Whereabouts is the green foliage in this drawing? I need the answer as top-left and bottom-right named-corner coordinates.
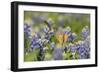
top-left (24, 34), bottom-right (30, 54)
top-left (50, 35), bottom-right (56, 42)
top-left (24, 49), bottom-right (40, 61)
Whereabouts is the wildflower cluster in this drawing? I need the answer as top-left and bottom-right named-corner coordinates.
top-left (24, 18), bottom-right (90, 61)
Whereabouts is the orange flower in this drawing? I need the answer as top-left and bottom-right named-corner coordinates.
top-left (63, 34), bottom-right (68, 42)
top-left (56, 31), bottom-right (69, 44)
top-left (56, 32), bottom-right (63, 44)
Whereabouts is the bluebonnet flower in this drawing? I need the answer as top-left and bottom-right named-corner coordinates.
top-left (84, 36), bottom-right (90, 52)
top-left (81, 26), bottom-right (90, 39)
top-left (49, 31), bottom-right (55, 41)
top-left (49, 31), bottom-right (54, 36)
top-left (44, 18), bottom-right (54, 30)
top-left (29, 33), bottom-right (45, 60)
top-left (70, 44), bottom-right (77, 53)
top-left (42, 27), bottom-right (49, 34)
top-left (67, 32), bottom-right (77, 42)
top-left (30, 33), bottom-right (43, 49)
top-left (46, 18), bottom-right (53, 26)
top-left (24, 23), bottom-right (31, 39)
top-left (76, 41), bottom-right (90, 59)
top-left (24, 23), bottom-right (30, 31)
top-left (30, 36), bottom-right (40, 50)
top-left (44, 30), bottom-right (54, 41)
top-left (83, 36), bottom-right (90, 58)
top-left (42, 27), bottom-right (49, 41)
top-left (53, 48), bottom-right (63, 60)
top-left (64, 26), bottom-right (71, 36)
top-left (41, 39), bottom-right (49, 46)
top-left (45, 33), bottom-right (50, 40)
top-left (64, 43), bottom-right (77, 54)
